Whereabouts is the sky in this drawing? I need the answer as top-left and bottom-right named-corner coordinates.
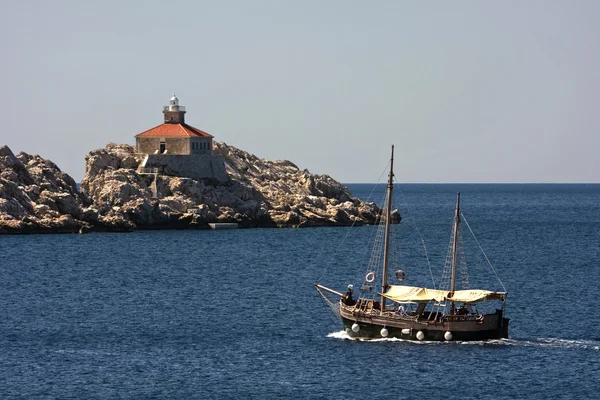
top-left (1, 0), bottom-right (599, 183)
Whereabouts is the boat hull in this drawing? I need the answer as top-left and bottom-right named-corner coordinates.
top-left (340, 307), bottom-right (509, 342)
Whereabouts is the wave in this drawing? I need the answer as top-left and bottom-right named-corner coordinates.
top-left (54, 349), bottom-right (119, 356)
top-left (513, 337), bottom-right (600, 350)
top-left (327, 330), bottom-right (455, 344)
top-left (327, 331), bottom-right (600, 350)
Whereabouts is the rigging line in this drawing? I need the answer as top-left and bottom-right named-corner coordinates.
top-left (316, 212), bottom-right (360, 284)
top-left (316, 162), bottom-right (390, 285)
top-left (393, 177), bottom-right (436, 289)
top-left (315, 287), bottom-right (341, 325)
top-left (460, 212), bottom-right (508, 293)
top-left (364, 160), bottom-right (392, 203)
top-left (359, 162), bottom-right (391, 298)
top-left (364, 197), bottom-right (388, 299)
top-left (364, 190), bottom-right (388, 275)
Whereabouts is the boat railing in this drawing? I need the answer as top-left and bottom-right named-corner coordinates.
top-left (344, 299), bottom-right (422, 321)
top-left (443, 313), bottom-right (485, 322)
top-left (386, 311), bottom-right (419, 322)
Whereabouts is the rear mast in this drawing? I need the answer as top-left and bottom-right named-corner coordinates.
top-left (381, 145), bottom-right (395, 313)
top-left (449, 192), bottom-right (460, 315)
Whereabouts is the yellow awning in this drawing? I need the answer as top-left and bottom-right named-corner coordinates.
top-left (450, 289), bottom-right (506, 303)
top-left (381, 286), bottom-right (447, 303)
top-left (381, 285), bottom-right (506, 304)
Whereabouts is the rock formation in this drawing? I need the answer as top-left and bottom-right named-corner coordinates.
top-left (0, 145), bottom-right (91, 233)
top-left (79, 142), bottom-right (381, 229)
top-left (1, 142), bottom-right (384, 233)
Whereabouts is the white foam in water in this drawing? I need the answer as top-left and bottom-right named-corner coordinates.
top-left (447, 338), bottom-right (600, 349)
top-left (327, 330), bottom-right (353, 340)
top-left (327, 331), bottom-right (453, 344)
top-left (326, 334), bottom-right (600, 350)
top-left (328, 330), bottom-right (419, 342)
top-left (535, 338), bottom-right (600, 350)
top-left (368, 337), bottom-right (409, 343)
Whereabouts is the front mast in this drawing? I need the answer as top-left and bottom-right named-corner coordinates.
top-left (449, 192), bottom-right (460, 315)
top-left (380, 145), bottom-right (395, 313)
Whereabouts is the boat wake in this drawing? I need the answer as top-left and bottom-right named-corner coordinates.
top-left (505, 337), bottom-right (600, 351)
top-left (327, 330), bottom-right (448, 344)
top-left (327, 330), bottom-right (354, 340)
top-left (327, 331), bottom-right (600, 350)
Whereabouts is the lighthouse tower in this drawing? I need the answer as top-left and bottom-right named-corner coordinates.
top-left (163, 93), bottom-right (186, 124)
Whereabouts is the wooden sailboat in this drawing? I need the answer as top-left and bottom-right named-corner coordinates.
top-left (315, 146), bottom-right (509, 341)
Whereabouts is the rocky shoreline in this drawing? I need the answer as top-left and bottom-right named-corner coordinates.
top-left (1, 143), bottom-right (390, 234)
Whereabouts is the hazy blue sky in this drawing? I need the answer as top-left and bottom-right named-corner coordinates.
top-left (1, 1), bottom-right (599, 183)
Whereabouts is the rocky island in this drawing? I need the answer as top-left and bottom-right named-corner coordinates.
top-left (1, 95), bottom-right (392, 234)
top-left (0, 142), bottom-right (383, 234)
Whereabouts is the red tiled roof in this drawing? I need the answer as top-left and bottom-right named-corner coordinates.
top-left (135, 123), bottom-right (213, 138)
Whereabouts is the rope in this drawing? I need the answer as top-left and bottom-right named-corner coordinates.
top-left (457, 228), bottom-right (470, 290)
top-left (460, 212), bottom-right (508, 292)
top-left (439, 221), bottom-right (455, 292)
top-left (360, 163), bottom-right (391, 297)
top-left (364, 161), bottom-right (390, 202)
top-left (315, 286), bottom-right (341, 323)
top-left (366, 199), bottom-right (387, 273)
top-left (394, 179), bottom-right (436, 288)
top-left (315, 161), bottom-right (390, 285)
top-left (315, 215), bottom-right (360, 284)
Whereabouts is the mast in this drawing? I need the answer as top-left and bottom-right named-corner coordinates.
top-left (381, 145), bottom-right (394, 312)
top-left (449, 192), bottom-right (460, 315)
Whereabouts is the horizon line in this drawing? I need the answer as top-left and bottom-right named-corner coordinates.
top-left (342, 182), bottom-right (600, 185)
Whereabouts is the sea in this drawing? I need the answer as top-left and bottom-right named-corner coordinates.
top-left (1, 184), bottom-right (599, 399)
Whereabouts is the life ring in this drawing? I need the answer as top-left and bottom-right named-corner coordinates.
top-left (365, 272), bottom-right (376, 283)
top-left (395, 270), bottom-right (406, 281)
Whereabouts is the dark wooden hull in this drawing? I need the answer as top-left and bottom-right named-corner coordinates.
top-left (340, 306), bottom-right (509, 342)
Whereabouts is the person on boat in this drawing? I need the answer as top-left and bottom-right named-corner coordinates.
top-left (397, 304), bottom-right (406, 315)
top-left (342, 284), bottom-right (355, 306)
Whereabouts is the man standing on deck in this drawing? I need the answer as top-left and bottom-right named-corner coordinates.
top-left (343, 284), bottom-right (355, 306)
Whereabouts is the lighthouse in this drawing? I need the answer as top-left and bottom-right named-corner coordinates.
top-left (163, 93), bottom-right (186, 124)
top-left (135, 93), bottom-right (213, 155)
top-left (133, 93), bottom-right (228, 182)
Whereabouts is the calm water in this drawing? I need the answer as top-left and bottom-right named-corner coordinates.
top-left (1, 184), bottom-right (599, 399)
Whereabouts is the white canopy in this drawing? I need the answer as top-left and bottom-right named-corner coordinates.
top-left (381, 285), bottom-right (506, 304)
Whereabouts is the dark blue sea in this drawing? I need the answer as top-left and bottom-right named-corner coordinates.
top-left (1, 184), bottom-right (599, 399)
